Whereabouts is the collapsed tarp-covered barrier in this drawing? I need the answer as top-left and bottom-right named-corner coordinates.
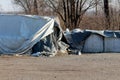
top-left (64, 29), bottom-right (120, 54)
top-left (0, 14), bottom-right (67, 56)
top-left (82, 34), bottom-right (104, 53)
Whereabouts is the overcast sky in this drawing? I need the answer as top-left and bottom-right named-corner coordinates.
top-left (0, 0), bottom-right (20, 12)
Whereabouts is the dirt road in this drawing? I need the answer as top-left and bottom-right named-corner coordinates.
top-left (0, 53), bottom-right (120, 80)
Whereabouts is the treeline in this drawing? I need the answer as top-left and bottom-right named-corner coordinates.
top-left (13, 0), bottom-right (120, 30)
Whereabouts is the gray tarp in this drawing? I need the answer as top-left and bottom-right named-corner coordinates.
top-left (0, 14), bottom-right (66, 56)
top-left (65, 29), bottom-right (120, 53)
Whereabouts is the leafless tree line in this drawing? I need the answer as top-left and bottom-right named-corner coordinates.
top-left (13, 0), bottom-right (120, 30)
top-left (13, 0), bottom-right (52, 15)
top-left (46, 0), bottom-right (100, 29)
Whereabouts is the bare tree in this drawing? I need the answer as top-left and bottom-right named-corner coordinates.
top-left (103, 0), bottom-right (110, 29)
top-left (13, 0), bottom-right (33, 14)
top-left (13, 0), bottom-right (43, 15)
top-left (46, 0), bottom-right (99, 29)
top-left (33, 0), bottom-right (38, 14)
top-left (118, 0), bottom-right (120, 29)
top-left (13, 0), bottom-right (52, 15)
top-left (37, 0), bottom-right (53, 15)
top-left (95, 0), bottom-right (98, 15)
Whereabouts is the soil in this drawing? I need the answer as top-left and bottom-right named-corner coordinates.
top-left (0, 53), bottom-right (120, 80)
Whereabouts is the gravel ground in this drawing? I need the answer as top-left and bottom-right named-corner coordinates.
top-left (0, 53), bottom-right (120, 80)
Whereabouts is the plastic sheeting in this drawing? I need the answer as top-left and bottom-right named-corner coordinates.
top-left (82, 34), bottom-right (103, 53)
top-left (0, 14), bottom-right (55, 54)
top-left (105, 38), bottom-right (120, 52)
top-left (64, 29), bottom-right (120, 53)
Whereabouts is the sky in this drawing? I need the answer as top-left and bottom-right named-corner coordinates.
top-left (0, 0), bottom-right (20, 12)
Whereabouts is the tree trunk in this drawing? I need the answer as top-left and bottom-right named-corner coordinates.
top-left (33, 0), bottom-right (38, 15)
top-left (104, 0), bottom-right (110, 29)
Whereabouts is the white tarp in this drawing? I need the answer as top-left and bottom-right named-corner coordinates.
top-left (0, 14), bottom-right (55, 54)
